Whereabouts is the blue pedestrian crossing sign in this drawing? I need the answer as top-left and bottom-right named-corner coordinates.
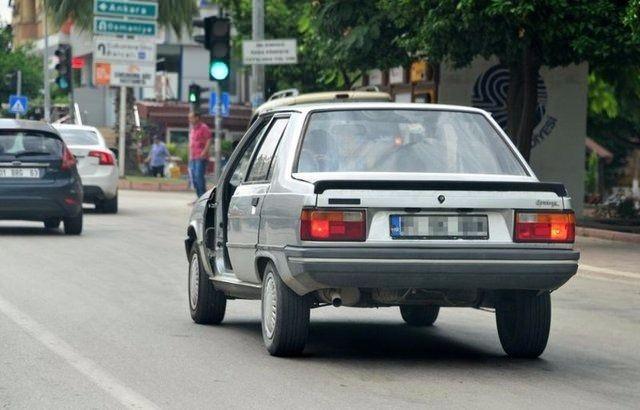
top-left (209, 92), bottom-right (231, 117)
top-left (221, 92), bottom-right (230, 118)
top-left (8, 95), bottom-right (28, 115)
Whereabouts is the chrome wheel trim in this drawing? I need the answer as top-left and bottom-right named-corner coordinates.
top-left (189, 253), bottom-right (200, 310)
top-left (263, 273), bottom-right (277, 339)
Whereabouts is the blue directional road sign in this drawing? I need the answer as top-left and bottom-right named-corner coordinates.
top-left (221, 92), bottom-right (230, 117)
top-left (209, 92), bottom-right (217, 115)
top-left (8, 95), bottom-right (28, 115)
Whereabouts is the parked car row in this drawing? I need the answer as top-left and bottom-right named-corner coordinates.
top-left (0, 119), bottom-right (119, 235)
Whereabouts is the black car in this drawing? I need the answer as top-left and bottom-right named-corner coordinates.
top-left (0, 119), bottom-right (83, 234)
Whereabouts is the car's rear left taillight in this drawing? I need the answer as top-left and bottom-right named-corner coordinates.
top-left (515, 211), bottom-right (575, 243)
top-left (300, 209), bottom-right (366, 241)
top-left (60, 146), bottom-right (76, 170)
top-left (88, 150), bottom-right (115, 166)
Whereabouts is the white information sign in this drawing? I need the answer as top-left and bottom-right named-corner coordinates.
top-left (94, 36), bottom-right (156, 64)
top-left (242, 39), bottom-right (298, 65)
top-left (389, 66), bottom-right (406, 84)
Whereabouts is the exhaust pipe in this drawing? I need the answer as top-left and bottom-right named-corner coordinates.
top-left (330, 290), bottom-right (342, 307)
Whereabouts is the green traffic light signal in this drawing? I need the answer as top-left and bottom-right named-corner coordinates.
top-left (189, 92), bottom-right (197, 103)
top-left (209, 61), bottom-right (229, 81)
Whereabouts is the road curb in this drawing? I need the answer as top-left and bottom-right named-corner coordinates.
top-left (576, 226), bottom-right (640, 244)
top-left (118, 179), bottom-right (190, 192)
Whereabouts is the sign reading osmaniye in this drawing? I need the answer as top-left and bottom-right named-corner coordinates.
top-left (94, 0), bottom-right (158, 20)
top-left (94, 17), bottom-right (157, 37)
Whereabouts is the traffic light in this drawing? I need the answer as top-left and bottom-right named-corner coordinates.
top-left (54, 44), bottom-right (73, 92)
top-left (4, 72), bottom-right (17, 90)
top-left (206, 17), bottom-right (231, 85)
top-left (188, 84), bottom-right (202, 105)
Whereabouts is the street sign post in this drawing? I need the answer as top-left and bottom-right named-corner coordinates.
top-left (94, 0), bottom-right (158, 19)
top-left (208, 92), bottom-right (217, 116)
top-left (8, 95), bottom-right (28, 116)
top-left (242, 39), bottom-right (297, 65)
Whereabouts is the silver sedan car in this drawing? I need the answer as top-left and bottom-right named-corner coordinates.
top-left (185, 102), bottom-right (579, 357)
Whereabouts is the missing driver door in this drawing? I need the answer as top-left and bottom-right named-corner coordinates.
top-left (226, 116), bottom-right (289, 283)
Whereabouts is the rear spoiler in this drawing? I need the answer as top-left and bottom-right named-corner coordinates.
top-left (313, 180), bottom-right (568, 197)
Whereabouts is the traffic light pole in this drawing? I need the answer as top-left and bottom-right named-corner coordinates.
top-left (213, 82), bottom-right (222, 181)
top-left (15, 70), bottom-right (22, 120)
top-left (251, 0), bottom-right (265, 106)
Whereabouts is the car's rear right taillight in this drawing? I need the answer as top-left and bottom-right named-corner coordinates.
top-left (515, 211), bottom-right (575, 243)
top-left (88, 150), bottom-right (115, 166)
top-left (300, 209), bottom-right (366, 241)
top-left (60, 146), bottom-right (76, 170)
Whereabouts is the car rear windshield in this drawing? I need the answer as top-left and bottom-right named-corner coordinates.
top-left (58, 129), bottom-right (100, 146)
top-left (296, 109), bottom-right (527, 176)
top-left (0, 131), bottom-right (63, 158)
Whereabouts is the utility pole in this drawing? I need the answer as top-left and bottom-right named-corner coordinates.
top-left (16, 70), bottom-right (22, 119)
top-left (43, 2), bottom-right (51, 122)
top-left (118, 86), bottom-right (126, 177)
top-left (251, 0), bottom-right (264, 107)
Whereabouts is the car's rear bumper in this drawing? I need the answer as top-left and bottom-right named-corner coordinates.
top-left (81, 170), bottom-right (118, 201)
top-left (0, 180), bottom-right (82, 221)
top-left (282, 246), bottom-right (579, 294)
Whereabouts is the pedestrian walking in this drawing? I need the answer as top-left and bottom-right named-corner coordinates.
top-left (146, 136), bottom-right (170, 178)
top-left (188, 111), bottom-right (212, 197)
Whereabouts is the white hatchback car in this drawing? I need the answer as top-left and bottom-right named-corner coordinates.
top-left (53, 124), bottom-right (118, 213)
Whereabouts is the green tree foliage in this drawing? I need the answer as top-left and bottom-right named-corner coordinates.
top-left (0, 25), bottom-right (43, 110)
top-left (45, 0), bottom-right (198, 35)
top-left (587, 66), bottom-right (640, 187)
top-left (379, 0), bottom-right (640, 161)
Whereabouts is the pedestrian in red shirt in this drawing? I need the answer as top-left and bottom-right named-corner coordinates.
top-left (188, 112), bottom-right (212, 197)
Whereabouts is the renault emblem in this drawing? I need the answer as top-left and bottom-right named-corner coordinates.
top-left (437, 195), bottom-right (446, 204)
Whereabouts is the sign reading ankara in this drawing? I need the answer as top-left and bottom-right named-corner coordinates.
top-left (94, 0), bottom-right (158, 20)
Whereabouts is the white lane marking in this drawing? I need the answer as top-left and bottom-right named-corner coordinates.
top-left (0, 295), bottom-right (159, 409)
top-left (579, 264), bottom-right (640, 279)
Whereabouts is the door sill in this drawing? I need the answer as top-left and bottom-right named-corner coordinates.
top-left (211, 276), bottom-right (261, 300)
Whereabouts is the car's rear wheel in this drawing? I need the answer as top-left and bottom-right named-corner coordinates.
top-left (99, 193), bottom-right (118, 214)
top-left (496, 291), bottom-right (551, 358)
top-left (43, 218), bottom-right (61, 230)
top-left (261, 262), bottom-right (310, 356)
top-left (400, 305), bottom-right (440, 326)
top-left (188, 244), bottom-right (226, 324)
top-left (63, 213), bottom-right (83, 235)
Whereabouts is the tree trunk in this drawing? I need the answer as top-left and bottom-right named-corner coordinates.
top-left (505, 45), bottom-right (541, 162)
top-left (515, 45), bottom-right (540, 162)
top-left (506, 65), bottom-right (523, 145)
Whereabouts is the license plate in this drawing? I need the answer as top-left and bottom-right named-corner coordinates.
top-left (390, 214), bottom-right (489, 239)
top-left (0, 168), bottom-right (41, 178)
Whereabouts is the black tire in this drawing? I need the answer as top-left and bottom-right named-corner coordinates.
top-left (188, 244), bottom-right (226, 324)
top-left (100, 193), bottom-right (118, 214)
top-left (261, 262), bottom-right (310, 356)
top-left (400, 305), bottom-right (440, 326)
top-left (63, 213), bottom-right (83, 235)
top-left (43, 218), bottom-right (61, 229)
top-left (496, 291), bottom-right (551, 358)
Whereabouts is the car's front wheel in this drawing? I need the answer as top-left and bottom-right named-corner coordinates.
top-left (43, 218), bottom-right (61, 230)
top-left (188, 244), bottom-right (226, 324)
top-left (63, 213), bottom-right (83, 235)
top-left (261, 262), bottom-right (310, 356)
top-left (496, 291), bottom-right (551, 358)
top-left (99, 193), bottom-right (118, 214)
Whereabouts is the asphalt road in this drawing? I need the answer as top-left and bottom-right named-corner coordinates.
top-left (1, 190), bottom-right (638, 409)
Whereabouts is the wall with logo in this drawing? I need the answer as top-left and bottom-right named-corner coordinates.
top-left (438, 58), bottom-right (587, 213)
